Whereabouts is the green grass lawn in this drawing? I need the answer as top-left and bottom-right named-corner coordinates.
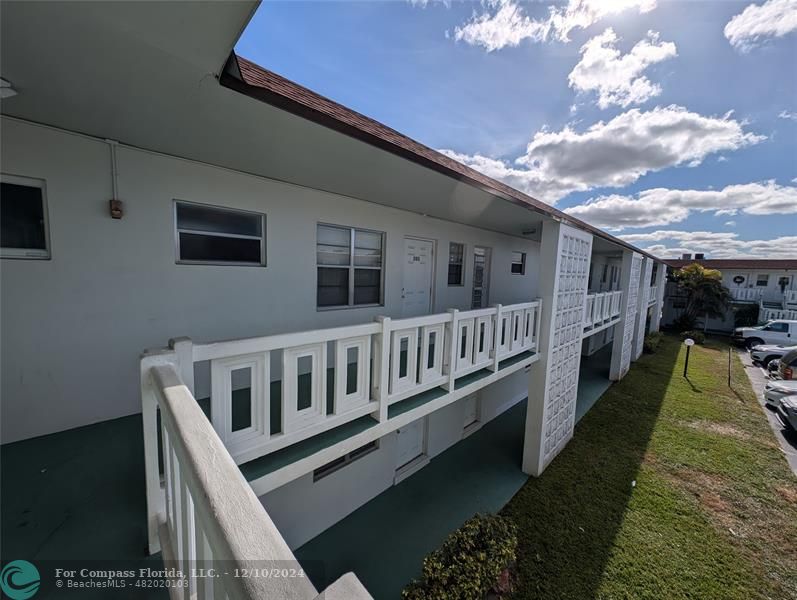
top-left (503, 334), bottom-right (797, 600)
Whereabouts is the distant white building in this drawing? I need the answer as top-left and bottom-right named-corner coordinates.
top-left (662, 257), bottom-right (797, 332)
top-left (1, 3), bottom-right (668, 598)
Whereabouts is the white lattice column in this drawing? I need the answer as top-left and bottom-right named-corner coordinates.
top-left (632, 257), bottom-right (653, 361)
top-left (649, 262), bottom-right (667, 333)
top-left (610, 250), bottom-right (642, 381)
top-left (522, 221), bottom-right (592, 477)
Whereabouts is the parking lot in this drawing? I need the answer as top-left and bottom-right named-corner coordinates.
top-left (736, 348), bottom-right (797, 475)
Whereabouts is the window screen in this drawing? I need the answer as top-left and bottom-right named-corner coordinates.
top-left (1, 176), bottom-right (49, 259)
top-left (448, 242), bottom-right (464, 286)
top-left (175, 201), bottom-right (265, 265)
top-left (317, 224), bottom-right (384, 308)
top-left (510, 251), bottom-right (526, 275)
top-left (756, 274), bottom-right (769, 287)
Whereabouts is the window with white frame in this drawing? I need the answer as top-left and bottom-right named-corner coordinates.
top-left (511, 251), bottom-right (526, 275)
top-left (448, 242), bottom-right (465, 286)
top-left (317, 223), bottom-right (384, 308)
top-left (756, 274), bottom-right (769, 287)
top-left (175, 200), bottom-right (265, 266)
top-left (1, 174), bottom-right (50, 259)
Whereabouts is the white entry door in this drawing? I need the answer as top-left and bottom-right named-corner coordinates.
top-left (402, 238), bottom-right (434, 317)
top-left (396, 419), bottom-right (425, 469)
top-left (472, 246), bottom-right (492, 308)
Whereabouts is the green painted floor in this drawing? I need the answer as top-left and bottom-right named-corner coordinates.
top-left (294, 399), bottom-right (531, 600)
top-left (576, 343), bottom-right (613, 423)
top-left (0, 413), bottom-right (168, 599)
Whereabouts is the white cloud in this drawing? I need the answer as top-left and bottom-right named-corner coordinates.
top-left (725, 220), bottom-right (737, 226)
top-left (441, 105), bottom-right (764, 204)
top-left (563, 181), bottom-right (797, 229)
top-left (724, 0), bottom-right (797, 51)
top-left (779, 110), bottom-right (797, 120)
top-left (619, 230), bottom-right (797, 259)
top-left (568, 28), bottom-right (676, 109)
top-left (453, 0), bottom-right (657, 52)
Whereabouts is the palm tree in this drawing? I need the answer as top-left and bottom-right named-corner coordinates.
top-left (670, 263), bottom-right (731, 331)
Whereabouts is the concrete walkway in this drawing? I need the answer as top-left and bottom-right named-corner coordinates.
top-left (736, 349), bottom-right (797, 475)
top-left (294, 400), bottom-right (530, 600)
top-left (576, 344), bottom-right (613, 423)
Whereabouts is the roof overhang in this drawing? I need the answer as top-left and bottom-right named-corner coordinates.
top-left (1, 1), bottom-right (659, 260)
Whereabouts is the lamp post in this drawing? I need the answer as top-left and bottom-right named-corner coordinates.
top-left (683, 338), bottom-right (694, 378)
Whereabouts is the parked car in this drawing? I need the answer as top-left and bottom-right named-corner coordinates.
top-left (749, 344), bottom-right (797, 367)
top-left (777, 348), bottom-right (797, 381)
top-left (733, 320), bottom-right (797, 349)
top-left (764, 380), bottom-right (797, 409)
top-left (776, 395), bottom-right (797, 431)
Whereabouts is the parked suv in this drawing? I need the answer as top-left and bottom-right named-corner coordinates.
top-left (777, 348), bottom-right (797, 381)
top-left (733, 320), bottom-right (797, 349)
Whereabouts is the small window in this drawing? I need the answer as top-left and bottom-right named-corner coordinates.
top-left (317, 224), bottom-right (384, 308)
top-left (448, 242), bottom-right (465, 286)
top-left (764, 322), bottom-right (788, 333)
top-left (1, 174), bottom-right (50, 259)
top-left (756, 274), bottom-right (769, 287)
top-left (313, 440), bottom-right (379, 481)
top-left (175, 200), bottom-right (265, 266)
top-left (510, 251), bottom-right (526, 275)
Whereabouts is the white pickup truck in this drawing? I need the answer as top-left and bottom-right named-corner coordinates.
top-left (732, 320), bottom-right (797, 349)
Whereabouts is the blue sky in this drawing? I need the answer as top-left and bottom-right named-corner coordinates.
top-left (237, 0), bottom-right (797, 258)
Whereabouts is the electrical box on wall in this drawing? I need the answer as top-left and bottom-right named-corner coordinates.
top-left (109, 199), bottom-right (123, 219)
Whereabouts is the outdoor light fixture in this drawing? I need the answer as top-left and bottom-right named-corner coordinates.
top-left (683, 338), bottom-right (695, 378)
top-left (0, 78), bottom-right (17, 98)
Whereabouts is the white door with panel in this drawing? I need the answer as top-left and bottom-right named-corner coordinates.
top-left (396, 418), bottom-right (426, 469)
top-left (402, 238), bottom-right (435, 317)
top-left (472, 246), bottom-right (492, 309)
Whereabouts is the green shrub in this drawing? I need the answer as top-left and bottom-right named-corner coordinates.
top-left (644, 331), bottom-right (663, 353)
top-left (402, 514), bottom-right (517, 600)
top-left (680, 330), bottom-right (706, 345)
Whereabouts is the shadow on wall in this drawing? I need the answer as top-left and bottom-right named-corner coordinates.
top-left (501, 337), bottom-right (679, 600)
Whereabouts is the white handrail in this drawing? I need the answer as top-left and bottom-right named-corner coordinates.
top-left (583, 291), bottom-right (622, 330)
top-left (142, 362), bottom-right (372, 599)
top-left (181, 300), bottom-right (542, 466)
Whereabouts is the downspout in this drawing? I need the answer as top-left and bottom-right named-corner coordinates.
top-left (105, 139), bottom-right (123, 218)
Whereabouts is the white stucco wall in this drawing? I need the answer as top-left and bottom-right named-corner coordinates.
top-left (1, 117), bottom-right (541, 443)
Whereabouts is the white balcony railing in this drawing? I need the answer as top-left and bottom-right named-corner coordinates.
top-left (141, 361), bottom-right (370, 599)
top-left (761, 307), bottom-right (797, 322)
top-left (185, 301), bottom-right (541, 465)
top-left (583, 291), bottom-right (622, 331)
top-left (141, 300), bottom-right (542, 595)
top-left (730, 288), bottom-right (763, 302)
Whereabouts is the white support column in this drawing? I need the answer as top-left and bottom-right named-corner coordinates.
top-left (649, 262), bottom-right (667, 333)
top-left (610, 250), bottom-right (642, 381)
top-left (632, 257), bottom-right (653, 361)
top-left (523, 221), bottom-right (592, 477)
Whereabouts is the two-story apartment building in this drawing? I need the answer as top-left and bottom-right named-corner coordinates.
top-left (0, 2), bottom-right (668, 598)
top-left (662, 257), bottom-right (797, 333)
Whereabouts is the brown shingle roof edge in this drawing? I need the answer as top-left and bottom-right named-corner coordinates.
top-left (665, 259), bottom-right (797, 270)
top-left (220, 54), bottom-right (661, 262)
